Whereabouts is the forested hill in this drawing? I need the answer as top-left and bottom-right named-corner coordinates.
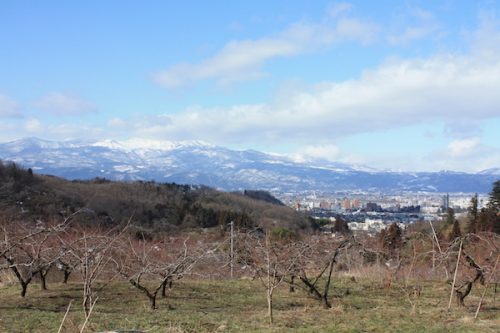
top-left (0, 161), bottom-right (308, 233)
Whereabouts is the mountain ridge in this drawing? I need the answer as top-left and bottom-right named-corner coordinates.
top-left (0, 137), bottom-right (497, 193)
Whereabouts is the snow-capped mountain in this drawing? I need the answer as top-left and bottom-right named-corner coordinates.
top-left (478, 168), bottom-right (500, 176)
top-left (0, 137), bottom-right (497, 193)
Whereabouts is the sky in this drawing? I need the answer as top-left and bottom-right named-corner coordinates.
top-left (1, 0), bottom-right (500, 172)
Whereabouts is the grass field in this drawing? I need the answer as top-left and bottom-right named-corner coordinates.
top-left (0, 277), bottom-right (498, 332)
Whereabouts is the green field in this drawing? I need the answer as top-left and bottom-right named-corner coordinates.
top-left (0, 277), bottom-right (498, 332)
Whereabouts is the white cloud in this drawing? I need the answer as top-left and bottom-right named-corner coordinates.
top-left (467, 10), bottom-right (500, 57)
top-left (3, 11), bottom-right (499, 173)
top-left (154, 38), bottom-right (298, 88)
top-left (420, 138), bottom-right (500, 172)
top-left (146, 48), bottom-right (500, 144)
top-left (328, 2), bottom-right (353, 18)
top-left (0, 122), bottom-right (19, 142)
top-left (333, 18), bottom-right (379, 45)
top-left (443, 119), bottom-right (483, 139)
top-left (17, 117), bottom-right (104, 141)
top-left (150, 16), bottom-right (500, 143)
top-left (154, 14), bottom-right (379, 88)
top-left (387, 26), bottom-right (438, 45)
top-left (413, 8), bottom-right (433, 21)
top-left (387, 7), bottom-right (442, 45)
top-left (107, 117), bottom-right (129, 128)
top-left (106, 18), bottom-right (500, 174)
top-left (24, 118), bottom-right (44, 133)
top-left (317, 136), bottom-right (499, 173)
top-left (447, 138), bottom-right (481, 157)
top-left (293, 144), bottom-right (342, 163)
top-left (34, 92), bottom-right (97, 115)
top-left (0, 94), bottom-right (21, 117)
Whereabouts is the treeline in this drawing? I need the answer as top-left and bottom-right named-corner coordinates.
top-left (468, 180), bottom-right (500, 234)
top-left (440, 181), bottom-right (500, 238)
top-left (0, 161), bottom-right (308, 234)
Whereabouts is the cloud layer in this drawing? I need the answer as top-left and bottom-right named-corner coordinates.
top-left (154, 14), bottom-right (378, 88)
top-left (1, 3), bottom-right (499, 173)
top-left (33, 92), bottom-right (97, 115)
top-left (0, 94), bottom-right (21, 117)
top-left (127, 47), bottom-right (500, 145)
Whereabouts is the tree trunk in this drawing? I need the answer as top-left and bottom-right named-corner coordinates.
top-left (289, 275), bottom-right (295, 293)
top-left (298, 276), bottom-right (331, 308)
top-left (128, 278), bottom-right (159, 310)
top-left (83, 282), bottom-right (92, 317)
top-left (149, 294), bottom-right (157, 310)
top-left (321, 257), bottom-right (335, 309)
top-left (63, 270), bottom-right (71, 284)
top-left (6, 258), bottom-right (31, 298)
top-left (83, 295), bottom-right (90, 317)
top-left (161, 277), bottom-right (173, 297)
top-left (455, 282), bottom-right (473, 307)
top-left (39, 269), bottom-right (49, 290)
top-left (161, 280), bottom-right (167, 297)
top-left (40, 273), bottom-right (47, 290)
top-left (322, 294), bottom-right (332, 309)
top-left (494, 283), bottom-right (497, 306)
top-left (20, 281), bottom-right (28, 297)
top-left (267, 290), bottom-right (273, 325)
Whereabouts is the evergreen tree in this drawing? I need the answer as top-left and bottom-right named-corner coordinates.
top-left (333, 216), bottom-right (350, 234)
top-left (488, 180), bottom-right (500, 211)
top-left (467, 193), bottom-right (478, 234)
top-left (480, 181), bottom-right (500, 234)
top-left (380, 223), bottom-right (403, 257)
top-left (445, 207), bottom-right (455, 225)
top-left (478, 206), bottom-right (499, 233)
top-left (450, 219), bottom-right (461, 241)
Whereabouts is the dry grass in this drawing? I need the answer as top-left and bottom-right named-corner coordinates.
top-left (0, 276), bottom-right (498, 332)
top-left (0, 269), bottom-right (17, 287)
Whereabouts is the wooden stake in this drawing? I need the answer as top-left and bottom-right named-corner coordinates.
top-left (474, 255), bottom-right (499, 319)
top-left (57, 300), bottom-right (73, 333)
top-left (80, 297), bottom-right (98, 333)
top-left (448, 240), bottom-right (462, 309)
top-left (428, 220), bottom-right (442, 254)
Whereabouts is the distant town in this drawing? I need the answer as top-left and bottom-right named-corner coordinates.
top-left (277, 191), bottom-right (489, 233)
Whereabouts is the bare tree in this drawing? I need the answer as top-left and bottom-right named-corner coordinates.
top-left (242, 230), bottom-right (307, 324)
top-left (444, 234), bottom-right (499, 307)
top-left (58, 220), bottom-right (129, 316)
top-left (293, 236), bottom-right (353, 309)
top-left (116, 236), bottom-right (194, 309)
top-left (55, 256), bottom-right (79, 284)
top-left (0, 216), bottom-right (75, 296)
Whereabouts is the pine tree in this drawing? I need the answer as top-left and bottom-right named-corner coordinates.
top-left (450, 219), bottom-right (461, 241)
top-left (381, 223), bottom-right (403, 257)
top-left (488, 180), bottom-right (500, 211)
top-left (480, 181), bottom-right (500, 234)
top-left (445, 207), bottom-right (455, 225)
top-left (333, 216), bottom-right (350, 234)
top-left (467, 193), bottom-right (478, 234)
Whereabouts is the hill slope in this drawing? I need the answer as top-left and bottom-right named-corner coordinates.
top-left (0, 161), bottom-right (307, 233)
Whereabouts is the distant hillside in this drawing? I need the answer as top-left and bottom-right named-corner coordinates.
top-left (243, 190), bottom-right (285, 206)
top-left (0, 161), bottom-right (308, 233)
top-left (0, 137), bottom-right (497, 193)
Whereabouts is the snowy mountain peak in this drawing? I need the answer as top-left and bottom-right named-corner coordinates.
top-left (92, 138), bottom-right (214, 151)
top-left (479, 168), bottom-right (500, 176)
top-left (3, 137), bottom-right (83, 151)
top-left (0, 137), bottom-right (497, 193)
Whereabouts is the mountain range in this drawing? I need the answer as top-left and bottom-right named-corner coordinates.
top-left (0, 137), bottom-right (498, 193)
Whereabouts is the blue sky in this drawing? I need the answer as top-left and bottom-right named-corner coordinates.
top-left (1, 0), bottom-right (499, 172)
